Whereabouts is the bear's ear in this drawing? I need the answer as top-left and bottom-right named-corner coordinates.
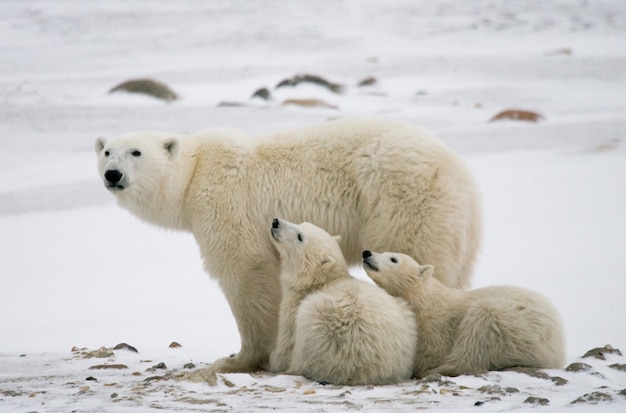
top-left (95, 137), bottom-right (107, 154)
top-left (418, 264), bottom-right (434, 278)
top-left (332, 235), bottom-right (342, 244)
top-left (321, 255), bottom-right (335, 267)
top-left (163, 138), bottom-right (180, 159)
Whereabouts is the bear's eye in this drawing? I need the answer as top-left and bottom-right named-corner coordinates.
top-left (390, 257), bottom-right (398, 264)
top-left (297, 233), bottom-right (304, 242)
top-left (131, 150), bottom-right (141, 157)
top-left (104, 151), bottom-right (110, 157)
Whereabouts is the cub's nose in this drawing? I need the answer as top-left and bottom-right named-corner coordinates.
top-left (362, 250), bottom-right (372, 259)
top-left (104, 169), bottom-right (123, 183)
top-left (272, 218), bottom-right (280, 229)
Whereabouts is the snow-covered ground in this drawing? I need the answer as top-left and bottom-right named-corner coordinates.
top-left (1, 0), bottom-right (625, 411)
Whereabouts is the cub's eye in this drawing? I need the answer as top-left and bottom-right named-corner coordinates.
top-left (297, 233), bottom-right (303, 242)
top-left (131, 150), bottom-right (141, 157)
top-left (104, 151), bottom-right (110, 157)
top-left (390, 257), bottom-right (398, 263)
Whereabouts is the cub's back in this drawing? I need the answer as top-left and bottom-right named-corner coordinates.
top-left (301, 278), bottom-right (416, 335)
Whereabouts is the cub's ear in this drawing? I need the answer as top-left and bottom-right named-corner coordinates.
top-left (95, 137), bottom-right (107, 154)
top-left (332, 235), bottom-right (342, 244)
top-left (418, 264), bottom-right (434, 278)
top-left (321, 255), bottom-right (336, 267)
top-left (163, 137), bottom-right (180, 159)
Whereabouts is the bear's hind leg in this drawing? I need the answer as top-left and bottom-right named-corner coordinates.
top-left (436, 304), bottom-right (512, 376)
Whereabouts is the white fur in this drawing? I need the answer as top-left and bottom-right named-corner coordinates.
top-left (271, 219), bottom-right (416, 385)
top-left (95, 118), bottom-right (481, 378)
top-left (362, 251), bottom-right (566, 378)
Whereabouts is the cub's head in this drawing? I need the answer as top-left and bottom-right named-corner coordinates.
top-left (361, 250), bottom-right (434, 297)
top-left (95, 131), bottom-right (181, 196)
top-left (270, 218), bottom-right (347, 290)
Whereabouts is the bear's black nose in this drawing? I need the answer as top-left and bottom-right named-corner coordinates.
top-left (362, 250), bottom-right (372, 259)
top-left (272, 218), bottom-right (280, 229)
top-left (105, 169), bottom-right (123, 183)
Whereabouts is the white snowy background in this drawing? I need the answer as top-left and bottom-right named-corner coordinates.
top-left (1, 0), bottom-right (625, 411)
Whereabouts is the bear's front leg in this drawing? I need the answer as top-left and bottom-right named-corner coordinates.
top-left (209, 260), bottom-right (282, 377)
top-left (269, 295), bottom-right (303, 373)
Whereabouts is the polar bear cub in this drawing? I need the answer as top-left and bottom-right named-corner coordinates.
top-left (362, 250), bottom-right (566, 378)
top-left (270, 219), bottom-right (416, 385)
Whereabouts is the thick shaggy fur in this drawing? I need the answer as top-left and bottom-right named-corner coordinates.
top-left (362, 251), bottom-right (566, 378)
top-left (270, 219), bottom-right (416, 385)
top-left (94, 118), bottom-right (481, 378)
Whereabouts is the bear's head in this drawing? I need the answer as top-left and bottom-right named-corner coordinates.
top-left (361, 250), bottom-right (434, 297)
top-left (95, 131), bottom-right (188, 229)
top-left (270, 218), bottom-right (347, 291)
top-left (95, 131), bottom-right (180, 195)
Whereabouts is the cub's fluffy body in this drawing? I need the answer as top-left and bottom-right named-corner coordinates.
top-left (94, 118), bottom-right (481, 378)
top-left (271, 219), bottom-right (416, 385)
top-left (362, 251), bottom-right (566, 378)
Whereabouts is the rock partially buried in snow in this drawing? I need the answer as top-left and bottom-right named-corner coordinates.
top-left (582, 344), bottom-right (622, 360)
top-left (281, 98), bottom-right (338, 110)
top-left (88, 364), bottom-right (128, 370)
top-left (251, 87), bottom-right (271, 100)
top-left (73, 346), bottom-right (114, 359)
top-left (109, 78), bottom-right (178, 102)
top-left (565, 362), bottom-right (593, 372)
top-left (114, 342), bottom-right (139, 353)
top-left (524, 396), bottom-right (550, 405)
top-left (357, 76), bottom-right (377, 87)
top-left (489, 109), bottom-right (545, 123)
top-left (571, 391), bottom-right (613, 405)
top-left (275, 73), bottom-right (344, 94)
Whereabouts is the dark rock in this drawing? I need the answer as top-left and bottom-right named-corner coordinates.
top-left (524, 396), bottom-right (549, 405)
top-left (183, 362), bottom-right (195, 369)
top-left (144, 375), bottom-right (168, 382)
top-left (276, 74), bottom-right (344, 94)
top-left (571, 391), bottom-right (613, 404)
top-left (109, 78), bottom-right (178, 102)
top-left (618, 389), bottom-right (626, 397)
top-left (565, 362), bottom-right (592, 372)
top-left (357, 76), bottom-right (377, 87)
top-left (474, 397), bottom-right (499, 406)
top-left (583, 345), bottom-right (622, 360)
top-left (146, 362), bottom-right (167, 372)
top-left (609, 363), bottom-right (626, 372)
top-left (113, 342), bottom-right (138, 353)
top-left (477, 385), bottom-right (518, 395)
top-left (550, 376), bottom-right (568, 386)
top-left (251, 87), bottom-right (271, 100)
top-left (85, 376), bottom-right (98, 381)
top-left (168, 342), bottom-right (182, 348)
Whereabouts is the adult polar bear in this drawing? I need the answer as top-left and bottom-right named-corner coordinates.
top-left (95, 118), bottom-right (482, 380)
